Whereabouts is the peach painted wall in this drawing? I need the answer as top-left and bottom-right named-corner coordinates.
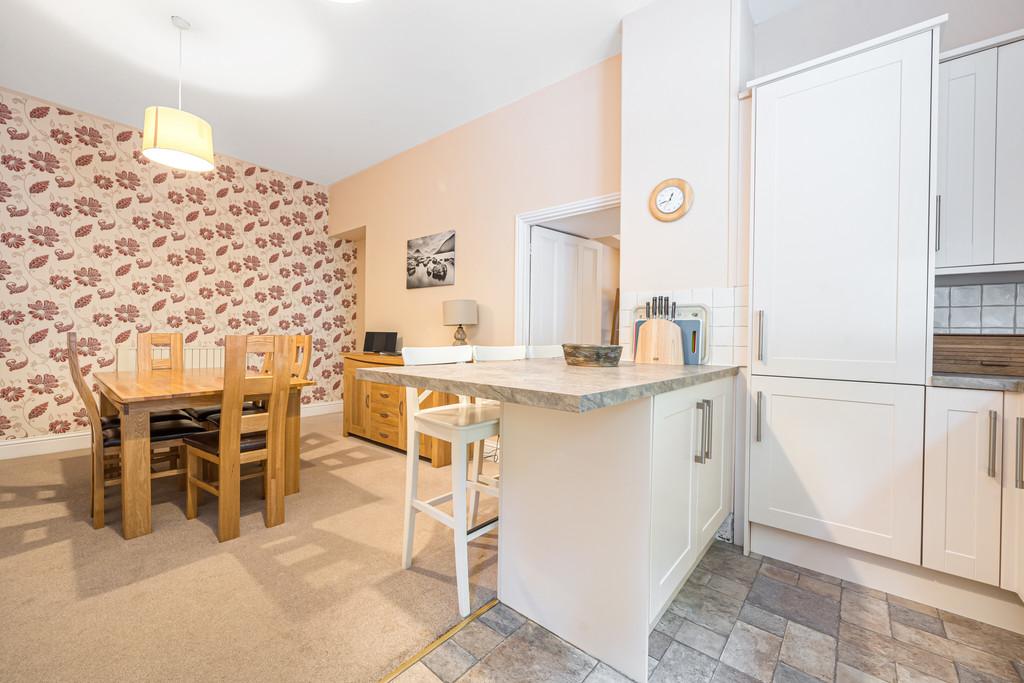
top-left (328, 57), bottom-right (621, 347)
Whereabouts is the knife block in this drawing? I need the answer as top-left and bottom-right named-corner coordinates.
top-left (634, 319), bottom-right (685, 365)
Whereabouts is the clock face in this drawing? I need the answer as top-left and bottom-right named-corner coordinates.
top-left (656, 186), bottom-right (685, 214)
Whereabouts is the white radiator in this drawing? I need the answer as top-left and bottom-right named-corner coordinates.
top-left (114, 345), bottom-right (226, 372)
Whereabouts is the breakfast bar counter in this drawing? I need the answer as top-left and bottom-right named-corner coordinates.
top-left (357, 357), bottom-right (737, 412)
top-left (360, 359), bottom-right (740, 681)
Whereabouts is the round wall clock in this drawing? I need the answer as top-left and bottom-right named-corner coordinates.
top-left (649, 178), bottom-right (693, 222)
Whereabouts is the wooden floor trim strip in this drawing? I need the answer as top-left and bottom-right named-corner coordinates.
top-left (379, 598), bottom-right (500, 683)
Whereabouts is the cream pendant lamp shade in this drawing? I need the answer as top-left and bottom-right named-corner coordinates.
top-left (142, 106), bottom-right (214, 172)
top-left (142, 16), bottom-right (214, 173)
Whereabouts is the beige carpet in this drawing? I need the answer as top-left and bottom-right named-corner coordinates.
top-left (0, 412), bottom-right (498, 682)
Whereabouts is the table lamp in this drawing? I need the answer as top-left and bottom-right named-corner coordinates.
top-left (443, 299), bottom-right (478, 345)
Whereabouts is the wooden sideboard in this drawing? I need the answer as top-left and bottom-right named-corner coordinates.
top-left (341, 352), bottom-right (457, 467)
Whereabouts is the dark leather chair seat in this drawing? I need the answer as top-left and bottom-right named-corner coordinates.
top-left (100, 409), bottom-right (193, 429)
top-left (183, 430), bottom-right (268, 456)
top-left (101, 418), bottom-right (207, 448)
top-left (185, 402), bottom-right (259, 422)
top-left (207, 405), bottom-right (268, 426)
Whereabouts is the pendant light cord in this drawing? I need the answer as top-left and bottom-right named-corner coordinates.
top-left (177, 26), bottom-right (183, 110)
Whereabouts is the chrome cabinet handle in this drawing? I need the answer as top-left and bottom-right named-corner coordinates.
top-left (1016, 417), bottom-right (1023, 490)
top-left (695, 401), bottom-right (706, 464)
top-left (935, 195), bottom-right (942, 252)
top-left (757, 310), bottom-right (765, 361)
top-left (988, 410), bottom-right (998, 478)
top-left (755, 391), bottom-right (763, 442)
top-left (704, 399), bottom-right (713, 462)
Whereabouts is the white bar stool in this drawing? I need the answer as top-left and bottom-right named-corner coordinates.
top-left (466, 345), bottom-right (526, 522)
top-left (401, 345), bottom-right (501, 617)
top-left (526, 344), bottom-right (565, 359)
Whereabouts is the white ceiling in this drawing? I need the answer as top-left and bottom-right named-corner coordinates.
top-left (538, 206), bottom-right (620, 240)
top-left (0, 0), bottom-right (651, 184)
top-left (747, 0), bottom-right (810, 24)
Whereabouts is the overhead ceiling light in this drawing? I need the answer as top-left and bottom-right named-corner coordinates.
top-left (141, 16), bottom-right (214, 173)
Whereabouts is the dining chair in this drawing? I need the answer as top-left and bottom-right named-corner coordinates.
top-left (183, 335), bottom-right (291, 542)
top-left (465, 345), bottom-right (524, 522)
top-left (136, 332), bottom-right (184, 373)
top-left (401, 344), bottom-right (499, 617)
top-left (471, 345), bottom-right (526, 362)
top-left (67, 332), bottom-right (205, 529)
top-left (262, 333), bottom-right (312, 379)
top-left (195, 334), bottom-right (312, 426)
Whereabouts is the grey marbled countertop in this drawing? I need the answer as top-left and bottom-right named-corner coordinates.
top-left (930, 373), bottom-right (1024, 392)
top-left (356, 358), bottom-right (739, 413)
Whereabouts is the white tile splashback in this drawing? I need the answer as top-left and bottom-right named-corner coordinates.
top-left (935, 283), bottom-right (1024, 335)
top-left (621, 287), bottom-right (749, 366)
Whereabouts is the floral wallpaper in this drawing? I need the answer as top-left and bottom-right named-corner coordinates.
top-left (0, 87), bottom-right (357, 440)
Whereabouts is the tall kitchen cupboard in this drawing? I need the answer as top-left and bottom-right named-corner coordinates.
top-left (935, 37), bottom-right (1024, 270)
top-left (747, 24), bottom-right (938, 562)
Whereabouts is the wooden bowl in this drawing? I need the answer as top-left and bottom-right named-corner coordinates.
top-left (561, 344), bottom-right (623, 367)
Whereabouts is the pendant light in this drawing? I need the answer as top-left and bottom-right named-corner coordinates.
top-left (141, 16), bottom-right (214, 172)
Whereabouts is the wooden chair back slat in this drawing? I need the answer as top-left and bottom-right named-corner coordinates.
top-left (67, 332), bottom-right (101, 432)
top-left (245, 336), bottom-right (276, 354)
top-left (239, 412), bottom-right (270, 435)
top-left (292, 335), bottom-right (312, 379)
top-left (137, 332), bottom-right (184, 372)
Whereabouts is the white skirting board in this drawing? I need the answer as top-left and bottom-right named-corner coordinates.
top-left (0, 400), bottom-right (343, 461)
top-left (749, 523), bottom-right (1024, 635)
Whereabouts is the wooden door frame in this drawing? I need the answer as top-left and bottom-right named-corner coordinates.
top-left (512, 193), bottom-right (620, 345)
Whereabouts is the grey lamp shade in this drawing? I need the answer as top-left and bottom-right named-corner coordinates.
top-left (443, 299), bottom-right (478, 326)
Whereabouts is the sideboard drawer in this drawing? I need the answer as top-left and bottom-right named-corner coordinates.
top-left (371, 384), bottom-right (403, 412)
top-left (372, 426), bottom-right (401, 448)
top-left (371, 409), bottom-right (401, 431)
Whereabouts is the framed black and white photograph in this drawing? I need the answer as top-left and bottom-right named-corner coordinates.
top-left (406, 230), bottom-right (455, 289)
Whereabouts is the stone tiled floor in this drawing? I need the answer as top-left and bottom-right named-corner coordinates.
top-left (396, 541), bottom-right (1024, 683)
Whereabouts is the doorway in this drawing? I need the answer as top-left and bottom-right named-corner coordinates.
top-left (513, 194), bottom-right (621, 346)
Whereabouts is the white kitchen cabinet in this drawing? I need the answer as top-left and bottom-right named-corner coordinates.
top-left (936, 49), bottom-right (997, 268)
top-left (749, 32), bottom-right (932, 384)
top-left (650, 377), bottom-right (735, 618)
top-left (923, 387), bottom-right (1003, 585)
top-left (695, 378), bottom-right (734, 549)
top-left (650, 386), bottom-right (701, 616)
top-left (994, 40), bottom-right (1024, 265)
top-left (1001, 392), bottom-right (1024, 600)
top-left (749, 376), bottom-right (924, 564)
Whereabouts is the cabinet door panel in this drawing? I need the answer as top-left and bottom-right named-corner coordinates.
top-left (923, 387), bottom-right (1002, 585)
top-left (749, 376), bottom-right (924, 563)
top-left (651, 387), bottom-right (699, 616)
top-left (1001, 393), bottom-right (1024, 599)
top-left (751, 33), bottom-right (932, 383)
top-left (995, 40), bottom-right (1024, 264)
top-left (696, 378), bottom-right (734, 548)
top-left (936, 49), bottom-right (997, 267)
top-left (342, 360), bottom-right (371, 436)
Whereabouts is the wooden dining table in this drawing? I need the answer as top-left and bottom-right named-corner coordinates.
top-left (93, 367), bottom-right (315, 539)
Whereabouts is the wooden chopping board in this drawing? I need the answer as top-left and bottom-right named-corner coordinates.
top-left (634, 319), bottom-right (684, 365)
